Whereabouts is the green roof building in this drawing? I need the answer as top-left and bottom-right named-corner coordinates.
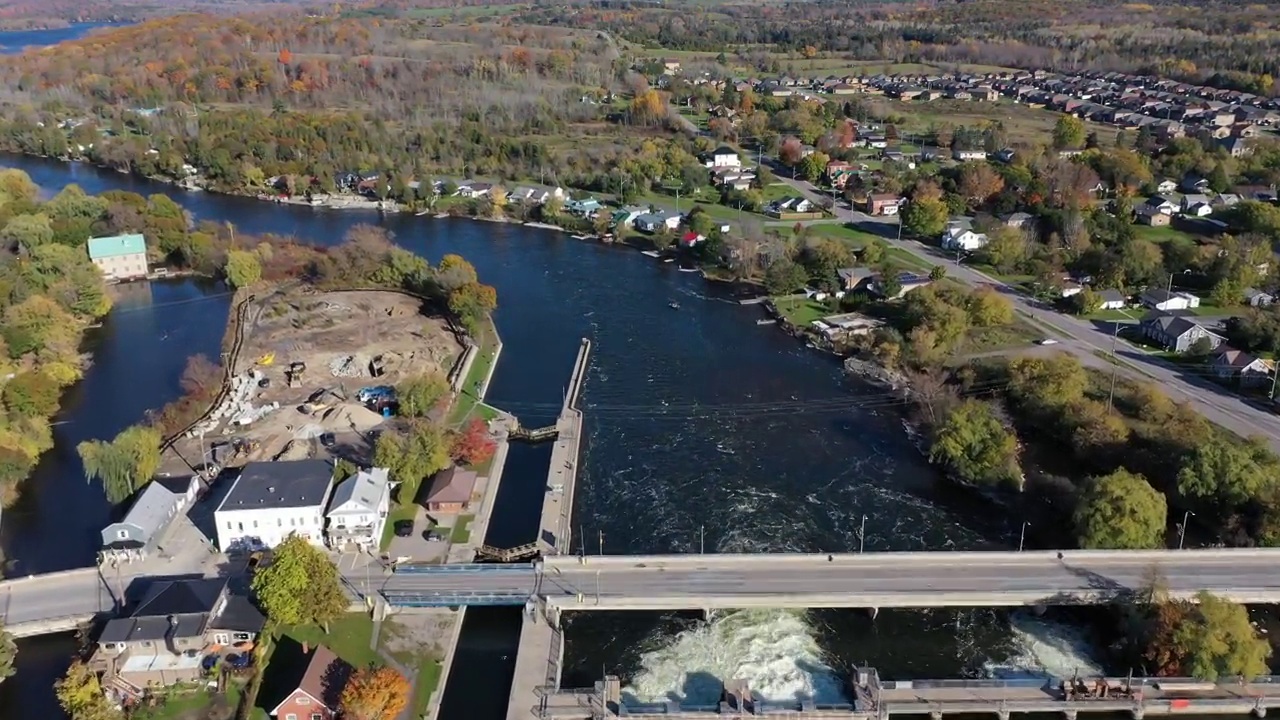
top-left (87, 233), bottom-right (149, 281)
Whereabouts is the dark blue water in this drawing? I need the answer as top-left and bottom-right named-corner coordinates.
top-left (0, 23), bottom-right (116, 54)
top-left (0, 154), bottom-right (1039, 719)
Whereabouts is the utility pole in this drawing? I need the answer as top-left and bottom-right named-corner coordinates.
top-left (1178, 510), bottom-right (1194, 550)
top-left (859, 514), bottom-right (867, 554)
top-left (579, 525), bottom-right (585, 559)
top-left (700, 524), bottom-right (705, 554)
top-left (1106, 321), bottom-right (1120, 414)
top-left (1019, 521), bottom-right (1030, 552)
top-left (595, 570), bottom-right (601, 605)
top-left (598, 530), bottom-right (604, 556)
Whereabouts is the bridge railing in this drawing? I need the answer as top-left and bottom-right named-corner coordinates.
top-left (382, 590), bottom-right (528, 607)
top-left (392, 563), bottom-right (530, 574)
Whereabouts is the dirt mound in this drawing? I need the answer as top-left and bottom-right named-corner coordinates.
top-left (324, 403), bottom-right (387, 432)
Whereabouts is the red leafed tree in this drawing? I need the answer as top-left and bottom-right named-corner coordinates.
top-left (779, 136), bottom-right (804, 166)
top-left (451, 418), bottom-right (496, 466)
top-left (277, 48), bottom-right (292, 64)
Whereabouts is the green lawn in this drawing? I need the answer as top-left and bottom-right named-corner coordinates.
top-left (131, 689), bottom-right (224, 720)
top-left (412, 660), bottom-right (443, 715)
top-left (380, 498), bottom-right (419, 551)
top-left (448, 319), bottom-right (501, 426)
top-left (279, 614), bottom-right (382, 670)
top-left (450, 515), bottom-right (474, 544)
top-left (956, 322), bottom-right (1040, 355)
top-left (1133, 224), bottom-right (1205, 244)
top-left (772, 296), bottom-right (834, 326)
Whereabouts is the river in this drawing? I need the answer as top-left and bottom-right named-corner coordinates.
top-left (0, 23), bottom-right (118, 54)
top-left (0, 153), bottom-right (1116, 720)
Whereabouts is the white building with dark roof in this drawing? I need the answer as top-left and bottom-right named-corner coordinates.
top-left (214, 460), bottom-right (336, 552)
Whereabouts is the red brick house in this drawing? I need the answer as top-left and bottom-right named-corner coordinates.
top-left (270, 645), bottom-right (348, 720)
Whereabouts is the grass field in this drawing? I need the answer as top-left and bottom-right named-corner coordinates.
top-left (280, 614), bottom-right (382, 670)
top-left (866, 98), bottom-right (1116, 148)
top-left (772, 296), bottom-right (834, 326)
top-left (1133, 224), bottom-right (1206, 244)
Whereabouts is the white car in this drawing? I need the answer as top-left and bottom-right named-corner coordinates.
top-left (1037, 339), bottom-right (1059, 346)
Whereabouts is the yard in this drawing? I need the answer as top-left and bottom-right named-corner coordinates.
top-left (867, 98), bottom-right (1117, 148)
top-left (278, 613), bottom-right (383, 670)
top-left (1133, 224), bottom-right (1206, 244)
top-left (448, 317), bottom-right (501, 426)
top-left (772, 295), bottom-right (835, 326)
top-left (450, 514), bottom-right (475, 544)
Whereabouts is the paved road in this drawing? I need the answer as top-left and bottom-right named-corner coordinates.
top-left (773, 175), bottom-right (1280, 451)
top-left (379, 548), bottom-right (1280, 609)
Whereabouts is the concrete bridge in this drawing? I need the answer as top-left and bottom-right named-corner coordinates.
top-left (0, 566), bottom-right (124, 637)
top-left (382, 548), bottom-right (1280, 611)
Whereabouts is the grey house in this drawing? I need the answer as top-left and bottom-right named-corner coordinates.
top-left (1140, 312), bottom-right (1225, 353)
top-left (100, 476), bottom-right (200, 564)
top-left (91, 577), bottom-right (264, 699)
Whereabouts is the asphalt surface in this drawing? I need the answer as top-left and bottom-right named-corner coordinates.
top-left (378, 550), bottom-right (1280, 608)
top-left (775, 176), bottom-right (1280, 452)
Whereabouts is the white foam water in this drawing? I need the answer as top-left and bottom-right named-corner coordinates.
top-left (983, 611), bottom-right (1105, 679)
top-left (624, 609), bottom-right (845, 705)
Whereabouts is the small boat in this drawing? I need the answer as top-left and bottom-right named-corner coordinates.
top-left (435, 212), bottom-right (449, 219)
top-left (415, 209), bottom-right (430, 216)
top-left (669, 302), bottom-right (681, 309)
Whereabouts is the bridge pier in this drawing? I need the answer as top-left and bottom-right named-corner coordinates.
top-left (1063, 710), bottom-right (1077, 720)
top-left (930, 711), bottom-right (943, 720)
top-left (1131, 709), bottom-right (1144, 720)
top-left (996, 710), bottom-right (1009, 720)
top-left (1254, 707), bottom-right (1267, 718)
top-left (868, 607), bottom-right (879, 620)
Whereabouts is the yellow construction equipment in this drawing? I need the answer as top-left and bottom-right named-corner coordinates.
top-left (256, 352), bottom-right (275, 366)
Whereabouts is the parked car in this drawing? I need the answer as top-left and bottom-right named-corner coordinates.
top-left (425, 531), bottom-right (445, 542)
top-left (394, 519), bottom-right (414, 537)
top-left (320, 432), bottom-right (336, 447)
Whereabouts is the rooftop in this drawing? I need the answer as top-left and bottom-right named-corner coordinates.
top-left (420, 466), bottom-right (478, 506)
top-left (102, 479), bottom-right (188, 549)
top-left (87, 233), bottom-right (147, 260)
top-left (329, 467), bottom-right (390, 514)
top-left (218, 460), bottom-right (335, 512)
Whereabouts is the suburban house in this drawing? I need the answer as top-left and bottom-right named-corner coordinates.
top-left (565, 197), bottom-right (603, 217)
top-left (1140, 312), bottom-right (1224, 353)
top-left (100, 476), bottom-right (201, 564)
top-left (325, 467), bottom-right (391, 552)
top-left (91, 578), bottom-right (265, 700)
top-left (510, 186), bottom-right (566, 205)
top-left (267, 644), bottom-right (349, 720)
top-left (869, 271), bottom-right (932, 300)
top-left (1136, 205), bottom-right (1172, 226)
top-left (1140, 288), bottom-right (1201, 312)
top-left (419, 465), bottom-right (479, 514)
top-left (679, 231), bottom-right (705, 247)
top-left (865, 194), bottom-right (902, 216)
top-left (455, 181), bottom-right (492, 198)
top-left (1142, 195), bottom-right (1178, 215)
top-left (634, 212), bottom-right (682, 233)
top-left (703, 145), bottom-right (742, 168)
top-left (1002, 212), bottom-right (1035, 229)
top-left (952, 148), bottom-right (987, 161)
top-left (941, 219), bottom-right (988, 251)
top-left (1212, 348), bottom-right (1274, 387)
top-left (610, 206), bottom-right (648, 229)
top-left (214, 460), bottom-right (336, 552)
top-left (1245, 288), bottom-right (1275, 307)
top-left (836, 267), bottom-right (875, 292)
top-left (87, 233), bottom-right (149, 282)
top-left (810, 313), bottom-right (884, 341)
top-left (1156, 179), bottom-right (1178, 193)
top-left (1097, 289), bottom-right (1128, 310)
top-left (1181, 194), bottom-right (1213, 216)
top-left (766, 197), bottom-right (816, 216)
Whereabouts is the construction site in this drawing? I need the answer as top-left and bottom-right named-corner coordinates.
top-left (163, 288), bottom-right (465, 474)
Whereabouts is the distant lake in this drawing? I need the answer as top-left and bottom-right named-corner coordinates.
top-left (0, 23), bottom-right (120, 54)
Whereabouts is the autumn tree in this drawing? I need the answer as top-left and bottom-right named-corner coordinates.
top-left (225, 249), bottom-right (262, 288)
top-left (901, 196), bottom-right (948, 238)
top-left (250, 534), bottom-right (347, 629)
top-left (1074, 470), bottom-right (1166, 549)
top-left (77, 425), bottom-right (162, 503)
top-left (763, 257), bottom-right (809, 295)
top-left (966, 287), bottom-right (1014, 326)
top-left (341, 666), bottom-right (411, 720)
top-left (451, 418), bottom-right (496, 466)
top-left (1, 213), bottom-right (54, 249)
top-left (630, 89), bottom-right (667, 126)
top-left (1053, 114), bottom-right (1087, 149)
top-left (397, 371), bottom-right (450, 417)
top-left (373, 421), bottom-right (451, 486)
top-left (57, 660), bottom-right (122, 720)
top-left (779, 136), bottom-right (804, 167)
top-left (930, 400), bottom-right (1022, 489)
top-left (978, 226), bottom-right (1030, 274)
top-left (447, 282), bottom-right (498, 334)
top-left (0, 620), bottom-right (13, 685)
top-left (957, 162), bottom-right (1004, 205)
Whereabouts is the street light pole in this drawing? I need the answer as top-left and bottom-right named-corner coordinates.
top-left (1019, 521), bottom-right (1030, 552)
top-left (859, 514), bottom-right (867, 554)
top-left (598, 530), bottom-right (604, 556)
top-left (700, 524), bottom-right (705, 555)
top-left (1178, 510), bottom-right (1195, 550)
top-left (1107, 321), bottom-right (1120, 415)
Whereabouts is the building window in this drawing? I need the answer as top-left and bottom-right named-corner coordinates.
top-left (297, 697), bottom-right (310, 705)
top-left (238, 522), bottom-right (243, 531)
top-left (311, 715), bottom-right (322, 720)
top-left (252, 520), bottom-right (258, 529)
top-left (286, 715), bottom-right (297, 720)
top-left (116, 529), bottom-right (129, 539)
top-left (278, 518), bottom-right (283, 526)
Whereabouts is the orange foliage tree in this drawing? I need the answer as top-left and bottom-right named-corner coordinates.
top-left (340, 666), bottom-right (410, 720)
top-left (451, 418), bottom-right (496, 466)
top-left (278, 48), bottom-right (292, 64)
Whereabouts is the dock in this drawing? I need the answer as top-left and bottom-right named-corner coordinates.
top-left (507, 338), bottom-right (591, 720)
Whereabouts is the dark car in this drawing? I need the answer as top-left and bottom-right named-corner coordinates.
top-left (320, 432), bottom-right (336, 448)
top-left (394, 519), bottom-right (414, 537)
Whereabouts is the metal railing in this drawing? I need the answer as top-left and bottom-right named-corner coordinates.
top-left (392, 563), bottom-right (531, 574)
top-left (382, 590), bottom-right (529, 607)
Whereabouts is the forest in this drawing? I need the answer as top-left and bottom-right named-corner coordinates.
top-left (518, 0), bottom-right (1280, 93)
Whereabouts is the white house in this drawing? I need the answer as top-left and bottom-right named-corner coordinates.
top-left (1140, 288), bottom-right (1200, 312)
top-left (87, 233), bottom-right (149, 282)
top-left (703, 145), bottom-right (742, 169)
top-left (941, 219), bottom-right (988, 251)
top-left (325, 467), bottom-right (391, 551)
top-left (952, 149), bottom-right (987, 161)
top-left (1156, 179), bottom-right (1178, 194)
top-left (214, 460), bottom-right (336, 553)
top-left (1097, 289), bottom-right (1128, 310)
top-left (634, 212), bottom-right (682, 233)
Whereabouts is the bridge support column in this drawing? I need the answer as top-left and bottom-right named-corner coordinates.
top-left (702, 608), bottom-right (712, 622)
top-left (1063, 710), bottom-right (1077, 720)
top-left (930, 711), bottom-right (943, 720)
top-left (868, 607), bottom-right (879, 621)
top-left (1253, 708), bottom-right (1267, 718)
top-left (547, 605), bottom-right (561, 629)
top-left (1130, 709), bottom-right (1144, 720)
top-left (996, 709), bottom-right (1009, 720)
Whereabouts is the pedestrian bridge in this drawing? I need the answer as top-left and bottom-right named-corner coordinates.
top-left (381, 548), bottom-right (1280, 611)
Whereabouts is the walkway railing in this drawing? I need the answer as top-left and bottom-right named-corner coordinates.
top-left (477, 543), bottom-right (541, 562)
top-left (382, 590), bottom-right (528, 607)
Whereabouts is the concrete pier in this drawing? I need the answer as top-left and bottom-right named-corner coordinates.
top-left (508, 338), bottom-right (590, 720)
top-left (537, 338), bottom-right (590, 555)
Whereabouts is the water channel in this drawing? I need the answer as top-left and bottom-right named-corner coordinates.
top-left (0, 152), bottom-right (1113, 720)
